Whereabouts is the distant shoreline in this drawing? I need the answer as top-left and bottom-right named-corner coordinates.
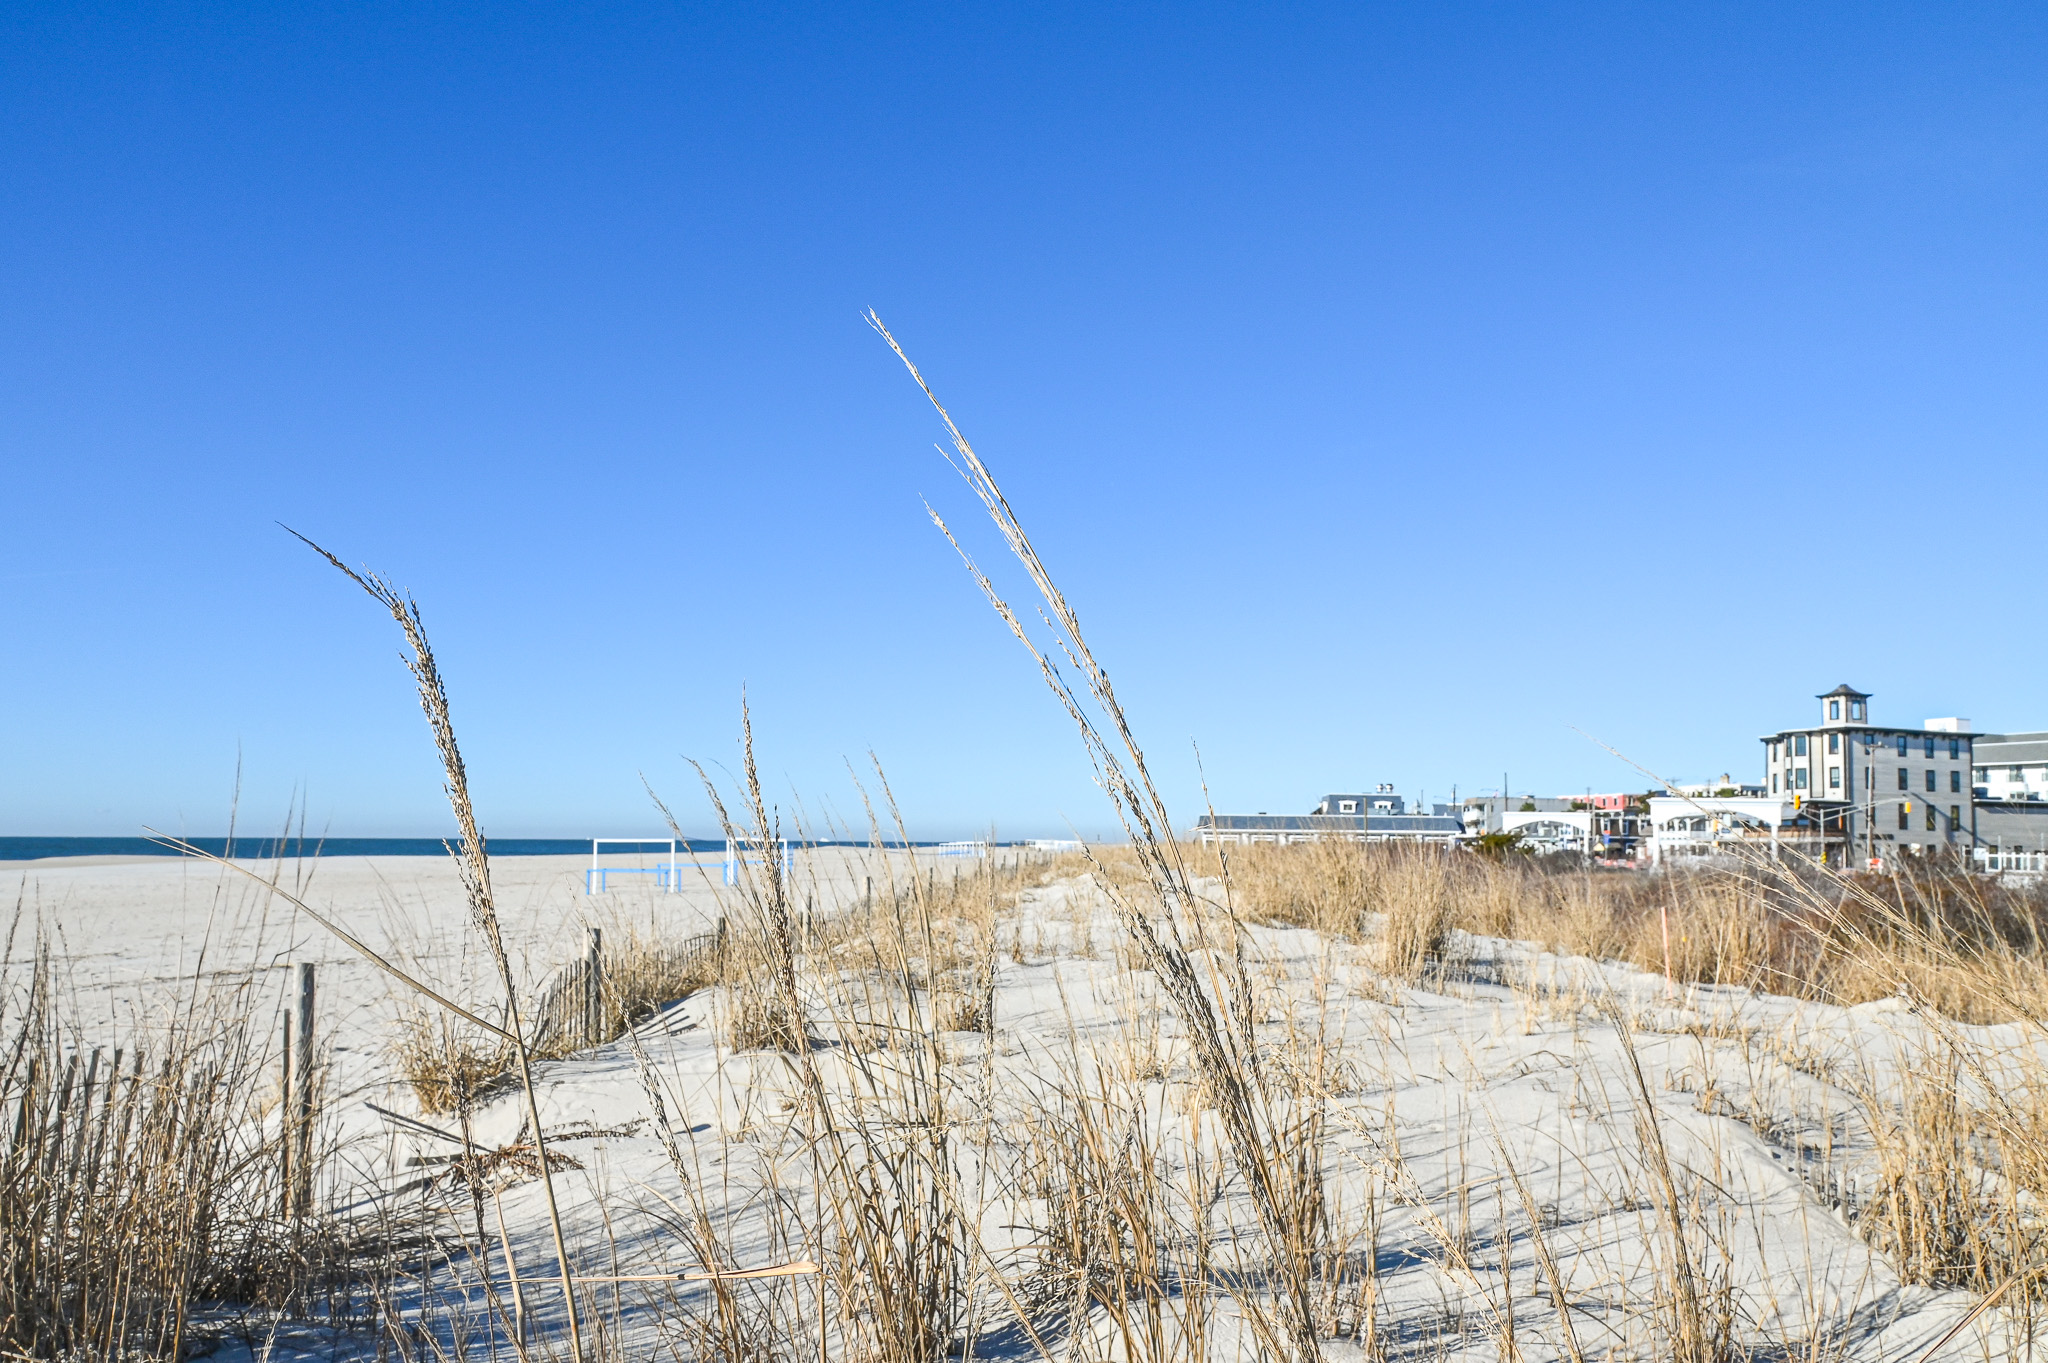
top-left (0, 836), bottom-right (711, 862)
top-left (0, 835), bottom-right (1028, 862)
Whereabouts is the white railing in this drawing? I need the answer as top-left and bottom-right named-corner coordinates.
top-left (934, 841), bottom-right (988, 858)
top-left (1027, 839), bottom-right (1083, 852)
top-left (1974, 848), bottom-right (2048, 874)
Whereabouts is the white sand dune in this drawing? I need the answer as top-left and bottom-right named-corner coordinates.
top-left (9, 852), bottom-right (2033, 1361)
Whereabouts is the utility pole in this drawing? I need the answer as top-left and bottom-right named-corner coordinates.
top-left (1864, 734), bottom-right (1874, 867)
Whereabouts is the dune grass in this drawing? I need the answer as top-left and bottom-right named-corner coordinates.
top-left (0, 933), bottom-right (394, 1359)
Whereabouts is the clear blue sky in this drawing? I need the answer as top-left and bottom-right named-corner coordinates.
top-left (4, 3), bottom-right (2044, 840)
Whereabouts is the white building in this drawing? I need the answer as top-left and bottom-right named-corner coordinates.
top-left (1644, 795), bottom-right (1836, 864)
top-left (1194, 790), bottom-right (1464, 846)
top-left (1973, 731), bottom-right (2048, 803)
top-left (1496, 808), bottom-right (1595, 854)
top-left (1967, 731), bottom-right (2048, 870)
top-left (1670, 775), bottom-right (1766, 798)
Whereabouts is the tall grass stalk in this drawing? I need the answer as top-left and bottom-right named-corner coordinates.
top-left (873, 313), bottom-right (1324, 1360)
top-left (284, 532), bottom-right (585, 1361)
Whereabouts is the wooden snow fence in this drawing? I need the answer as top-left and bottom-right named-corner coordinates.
top-left (528, 920), bottom-right (727, 1052)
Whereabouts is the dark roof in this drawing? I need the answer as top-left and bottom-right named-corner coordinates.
top-left (1974, 734), bottom-right (2048, 765)
top-left (1818, 683), bottom-right (1871, 700)
top-left (1759, 724), bottom-right (1969, 742)
top-left (1194, 813), bottom-right (1463, 834)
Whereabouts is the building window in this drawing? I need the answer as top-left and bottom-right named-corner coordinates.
top-left (1829, 733), bottom-right (1840, 755)
top-left (1339, 800), bottom-right (1356, 813)
top-left (1896, 735), bottom-right (1909, 756)
top-left (1852, 701), bottom-right (1865, 720)
top-left (1949, 738), bottom-right (1962, 760)
top-left (1795, 735), bottom-right (1808, 757)
top-left (1927, 805), bottom-right (1939, 831)
top-left (1830, 766), bottom-right (1841, 788)
top-left (1950, 804), bottom-right (1961, 830)
top-left (1865, 766), bottom-right (1875, 790)
top-left (1829, 699), bottom-right (1841, 720)
top-left (1795, 768), bottom-right (1808, 789)
top-left (1924, 737), bottom-right (1936, 758)
top-left (1950, 770), bottom-right (1961, 793)
top-left (1898, 768), bottom-right (1909, 790)
top-left (1899, 805), bottom-right (1910, 830)
top-left (1926, 769), bottom-right (1937, 792)
top-left (2014, 767), bottom-right (2026, 783)
top-left (1771, 773), bottom-right (1779, 792)
top-left (1976, 767), bottom-right (1989, 782)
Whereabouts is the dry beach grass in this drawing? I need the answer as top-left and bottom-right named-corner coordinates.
top-left (17, 823), bottom-right (2048, 1361)
top-left (0, 925), bottom-right (394, 1359)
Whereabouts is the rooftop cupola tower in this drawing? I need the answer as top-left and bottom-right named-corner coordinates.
top-left (1819, 684), bottom-right (1870, 728)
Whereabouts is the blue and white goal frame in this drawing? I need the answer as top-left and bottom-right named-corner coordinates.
top-left (723, 838), bottom-right (795, 886)
top-left (585, 838), bottom-right (683, 894)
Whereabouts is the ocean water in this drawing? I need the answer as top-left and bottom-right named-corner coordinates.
top-left (0, 836), bottom-right (718, 862)
top-left (0, 836), bottom-right (995, 862)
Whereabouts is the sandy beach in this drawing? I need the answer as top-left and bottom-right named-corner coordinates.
top-left (7, 849), bottom-right (2037, 1361)
top-left (7, 848), bottom-right (899, 1099)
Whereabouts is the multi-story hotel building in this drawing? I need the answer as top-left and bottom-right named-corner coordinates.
top-left (1750, 685), bottom-right (2048, 867)
top-left (1760, 685), bottom-right (1974, 857)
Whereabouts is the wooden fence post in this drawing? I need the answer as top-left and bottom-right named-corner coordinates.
top-left (584, 927), bottom-right (604, 1044)
top-left (281, 1009), bottom-right (292, 1217)
top-left (291, 962), bottom-right (316, 1222)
